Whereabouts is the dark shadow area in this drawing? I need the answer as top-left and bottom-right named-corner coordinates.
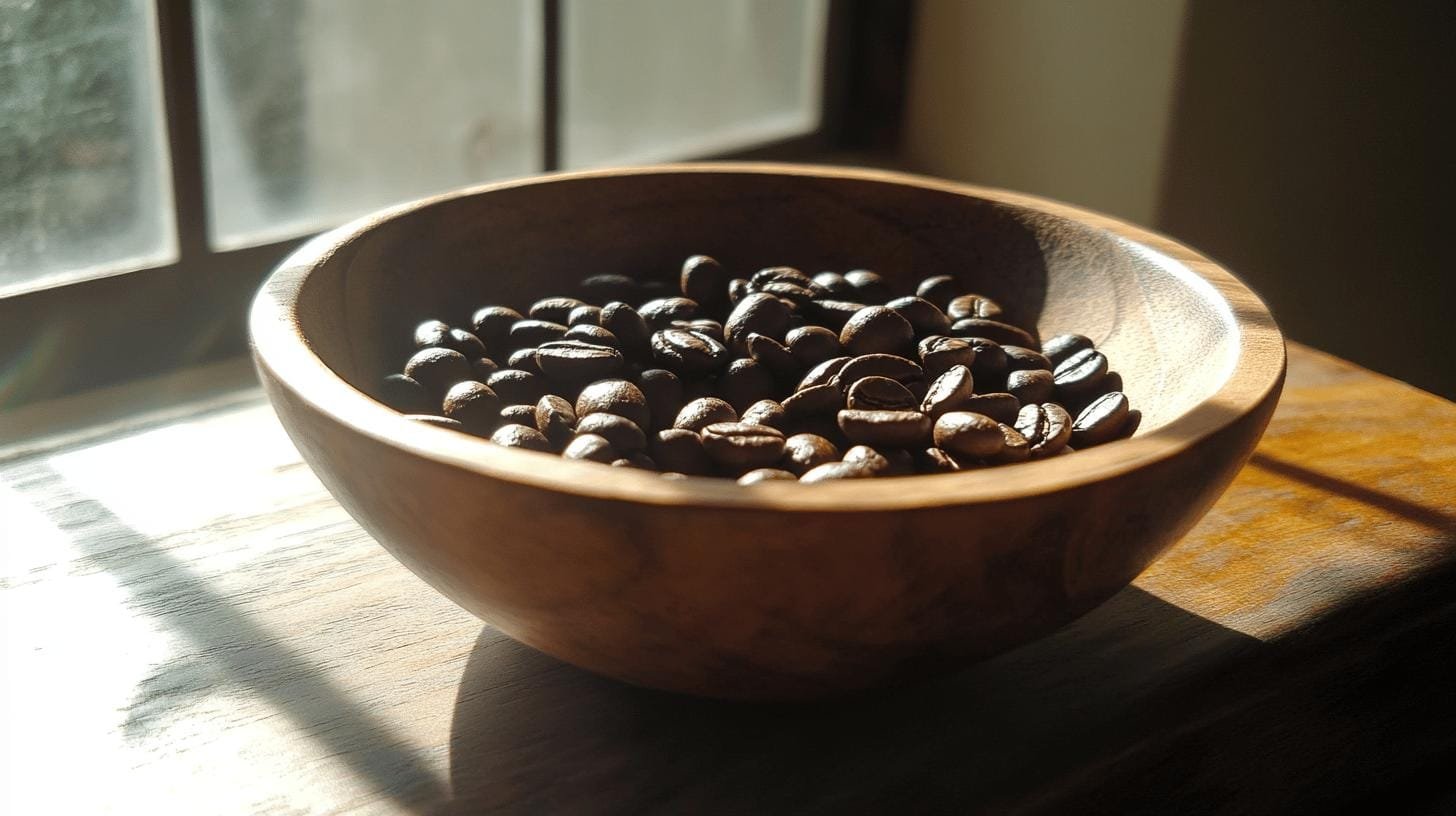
top-left (1250, 453), bottom-right (1456, 534)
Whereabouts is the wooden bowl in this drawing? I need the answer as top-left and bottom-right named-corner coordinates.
top-left (250, 164), bottom-right (1284, 700)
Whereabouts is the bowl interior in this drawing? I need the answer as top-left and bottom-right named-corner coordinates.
top-left (294, 168), bottom-right (1237, 438)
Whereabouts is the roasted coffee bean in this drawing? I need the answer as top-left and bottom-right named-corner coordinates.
top-left (786, 325), bottom-right (842, 368)
top-left (727, 278), bottom-right (750, 304)
top-left (960, 392), bottom-right (1020, 424)
top-left (812, 271), bottom-right (857, 297)
top-left (801, 299), bottom-right (868, 332)
top-left (740, 399), bottom-right (789, 431)
top-left (991, 423), bottom-right (1031, 464)
top-left (846, 376), bottom-right (917, 411)
top-left (1071, 391), bottom-right (1130, 448)
top-left (650, 328), bottom-right (729, 378)
top-left (1003, 346), bottom-right (1053, 372)
top-left (833, 354), bottom-right (924, 393)
top-left (1053, 347), bottom-right (1110, 400)
top-left (841, 445), bottom-right (892, 475)
top-left (750, 266), bottom-right (813, 290)
top-left (508, 319), bottom-right (568, 350)
top-left (914, 446), bottom-right (960, 473)
top-left (920, 365), bottom-right (976, 418)
top-left (678, 319), bottom-right (725, 344)
top-left (635, 368), bottom-right (683, 430)
top-left (1102, 371), bottom-right (1124, 396)
top-left (567, 304), bottom-right (603, 327)
top-left (886, 296), bottom-right (952, 338)
top-left (844, 269), bottom-right (892, 303)
top-left (674, 397), bottom-right (737, 431)
top-left (574, 379), bottom-right (650, 430)
top-left (406, 414), bottom-right (464, 431)
top-left (535, 340), bottom-right (624, 382)
top-left (946, 293), bottom-right (1004, 321)
top-left (1014, 402), bottom-right (1073, 459)
top-left (379, 374), bottom-right (433, 414)
top-left (717, 358), bottom-right (776, 412)
top-left (837, 409), bottom-right (932, 448)
top-left (600, 302), bottom-right (652, 356)
top-left (1041, 333), bottom-right (1094, 366)
top-left (799, 461), bottom-right (875, 483)
top-left (471, 356), bottom-right (500, 381)
top-left (405, 347), bottom-right (474, 395)
top-left (470, 306), bottom-right (523, 351)
top-left (725, 292), bottom-right (792, 351)
top-left (782, 383), bottom-right (843, 419)
top-left (491, 423), bottom-right (552, 452)
top-left (933, 412), bottom-right (1004, 459)
top-left (639, 297), bottom-right (700, 329)
top-left (758, 281), bottom-right (818, 307)
top-left (575, 412), bottom-right (646, 452)
top-left (701, 422), bottom-right (786, 469)
top-left (781, 433), bottom-right (840, 475)
top-left (915, 275), bottom-right (961, 309)
top-left (918, 335), bottom-right (978, 380)
top-left (563, 433), bottom-right (617, 463)
top-left (651, 428), bottom-right (712, 475)
top-left (745, 333), bottom-right (799, 379)
top-left (1120, 409), bottom-right (1142, 440)
top-left (798, 356), bottom-right (852, 390)
top-left (442, 381), bottom-right (501, 435)
top-left (529, 297), bottom-right (585, 324)
top-left (612, 453), bottom-right (657, 469)
top-left (445, 329), bottom-right (487, 359)
top-left (1007, 368), bottom-right (1055, 404)
top-left (680, 255), bottom-right (728, 311)
top-left (563, 324), bottom-right (619, 348)
top-left (951, 318), bottom-right (1036, 348)
top-left (535, 394), bottom-right (577, 446)
top-left (578, 273), bottom-right (640, 304)
top-left (499, 404), bottom-right (538, 426)
top-left (964, 337), bottom-right (1008, 383)
top-left (413, 319), bottom-right (451, 349)
top-left (738, 468), bottom-right (797, 485)
top-left (507, 347), bottom-right (543, 375)
top-left (841, 305), bottom-right (915, 357)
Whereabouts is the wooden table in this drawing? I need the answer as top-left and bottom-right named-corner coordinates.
top-left (2, 343), bottom-right (1453, 815)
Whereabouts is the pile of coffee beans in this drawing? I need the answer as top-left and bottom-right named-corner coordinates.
top-left (379, 257), bottom-right (1139, 483)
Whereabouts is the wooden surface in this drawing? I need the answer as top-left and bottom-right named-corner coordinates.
top-left (2, 343), bottom-right (1454, 814)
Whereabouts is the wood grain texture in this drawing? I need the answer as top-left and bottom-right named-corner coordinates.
top-left (249, 164), bottom-right (1285, 698)
top-left (0, 344), bottom-right (1453, 814)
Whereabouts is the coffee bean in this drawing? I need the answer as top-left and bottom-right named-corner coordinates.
top-left (1014, 402), bottom-right (1073, 459)
top-left (837, 409), bottom-right (932, 448)
top-left (1053, 347), bottom-right (1110, 400)
top-left (639, 297), bottom-right (700, 329)
top-left (535, 394), bottom-right (577, 447)
top-left (725, 292), bottom-right (792, 351)
top-left (470, 306), bottom-right (523, 352)
top-left (920, 365), bottom-right (976, 418)
top-left (946, 293), bottom-right (1004, 321)
top-left (611, 452), bottom-right (657, 469)
top-left (567, 304), bottom-right (603, 327)
top-left (741, 399), bottom-right (789, 431)
top-left (1071, 391), bottom-right (1130, 448)
top-left (680, 255), bottom-right (728, 311)
top-left (499, 404), bottom-right (538, 427)
top-left (833, 354), bottom-right (924, 394)
top-left (933, 411), bottom-right (1004, 459)
top-left (379, 373), bottom-right (433, 414)
top-left (635, 368), bottom-right (683, 430)
top-left (812, 271), bottom-right (857, 297)
top-left (651, 428), bottom-right (713, 475)
top-left (841, 305), bottom-right (915, 357)
top-left (578, 274), bottom-right (640, 304)
top-left (678, 319), bottom-right (725, 344)
top-left (491, 423), bottom-right (552, 452)
top-left (886, 296), bottom-right (952, 338)
top-left (846, 376), bottom-right (917, 411)
top-left (574, 379), bottom-right (650, 430)
top-left (738, 468), bottom-right (797, 485)
top-left (601, 302), bottom-right (652, 356)
top-left (799, 461), bottom-right (875, 483)
top-left (951, 318), bottom-right (1036, 348)
top-left (701, 422), bottom-right (786, 469)
top-left (650, 328), bottom-right (729, 378)
top-left (782, 383), bottom-right (843, 419)
top-left (727, 278), bottom-right (750, 304)
top-left (758, 281), bottom-right (817, 307)
top-left (964, 337), bottom-right (1008, 383)
top-left (717, 358), bottom-right (777, 412)
top-left (562, 324), bottom-right (619, 348)
top-left (786, 325), bottom-right (842, 368)
top-left (1007, 369), bottom-right (1055, 404)
top-left (1003, 346), bottom-right (1052, 372)
top-left (750, 266), bottom-right (813, 289)
top-left (746, 333), bottom-right (800, 379)
top-left (529, 297), bottom-right (585, 324)
top-left (918, 335), bottom-right (978, 380)
top-left (535, 340), bottom-right (624, 382)
top-left (841, 445), bottom-right (892, 475)
top-left (914, 446), bottom-right (960, 473)
top-left (406, 414), bottom-right (464, 431)
top-left (844, 269), bottom-right (892, 303)
top-left (563, 433), bottom-right (617, 463)
top-left (915, 275), bottom-right (961, 309)
top-left (798, 356), bottom-right (851, 390)
top-left (1120, 409), bottom-right (1142, 440)
top-left (506, 347), bottom-right (542, 376)
top-left (405, 347), bottom-right (474, 395)
top-left (962, 392), bottom-right (1021, 424)
top-left (801, 299), bottom-right (868, 332)
top-left (990, 423), bottom-right (1031, 464)
top-left (781, 433), bottom-right (840, 475)
top-left (674, 397), bottom-right (737, 431)
top-left (413, 319), bottom-right (451, 349)
top-left (508, 319), bottom-right (568, 350)
top-left (471, 356), bottom-right (500, 381)
top-left (575, 412), bottom-right (646, 452)
top-left (1041, 333), bottom-right (1094, 366)
top-left (442, 381), bottom-right (501, 435)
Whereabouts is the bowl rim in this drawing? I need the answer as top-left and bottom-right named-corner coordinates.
top-left (250, 162), bottom-right (1285, 511)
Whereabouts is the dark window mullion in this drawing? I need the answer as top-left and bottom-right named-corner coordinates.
top-left (542, 0), bottom-right (561, 172)
top-left (154, 0), bottom-right (211, 261)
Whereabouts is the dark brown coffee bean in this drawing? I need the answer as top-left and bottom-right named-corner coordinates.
top-left (745, 333), bottom-right (800, 379)
top-left (499, 404), bottom-right (539, 427)
top-left (471, 356), bottom-right (500, 381)
top-left (933, 411), bottom-right (1004, 459)
top-left (506, 347), bottom-right (542, 376)
top-left (490, 423), bottom-right (552, 452)
top-left (798, 356), bottom-right (851, 390)
top-left (1120, 409), bottom-right (1142, 440)
top-left (650, 328), bottom-right (729, 378)
top-left (717, 358), bottom-right (776, 412)
top-left (840, 305), bottom-right (915, 357)
top-left (404, 347), bottom-right (473, 395)
top-left (833, 354), bottom-right (924, 393)
top-left (406, 414), bottom-right (464, 431)
top-left (1101, 371), bottom-right (1124, 396)
top-left (915, 275), bottom-right (961, 309)
top-left (845, 376), bottom-right (917, 411)
top-left (600, 302), bottom-right (652, 356)
top-left (574, 379), bottom-right (650, 430)
top-left (567, 304), bottom-right (603, 327)
top-left (920, 365), bottom-right (976, 418)
top-left (964, 337), bottom-right (1008, 383)
top-left (445, 329), bottom-right (487, 359)
top-left (611, 452), bottom-right (657, 469)
top-left (1053, 347), bottom-right (1110, 400)
top-left (800, 461), bottom-right (876, 483)
top-left (758, 281), bottom-right (817, 307)
top-left (578, 274), bottom-right (640, 304)
top-left (741, 399), bottom-right (789, 431)
top-left (562, 324), bottom-right (618, 348)
top-left (563, 433), bottom-right (617, 463)
top-left (575, 412), bottom-right (646, 452)
top-left (727, 278), bottom-right (750, 304)
top-left (782, 383), bottom-right (843, 419)
top-left (812, 271), bottom-right (857, 297)
top-left (841, 445), bottom-right (892, 475)
top-left (508, 319), bottom-right (568, 350)
top-left (914, 447), bottom-right (960, 474)
top-left (680, 255), bottom-right (728, 311)
top-left (651, 428), bottom-right (712, 475)
top-left (1003, 346), bottom-right (1053, 372)
top-left (1041, 333), bottom-right (1094, 366)
top-left (635, 368), bottom-right (683, 430)
top-left (946, 293), bottom-right (1004, 321)
top-left (837, 409), bottom-right (932, 448)
top-left (963, 392), bottom-right (1021, 424)
top-left (786, 325), bottom-right (842, 368)
top-left (1007, 369), bottom-right (1055, 404)
top-left (886, 296), bottom-right (952, 338)
top-left (725, 292), bottom-right (792, 351)
top-left (951, 318), bottom-right (1036, 348)
top-left (413, 319), bottom-right (451, 349)
top-left (674, 397), bottom-right (737, 431)
top-left (1071, 392), bottom-right (1130, 448)
top-left (535, 340), bottom-right (624, 382)
top-left (379, 374), bottom-right (433, 414)
top-left (442, 381), bottom-right (501, 435)
top-left (535, 394), bottom-right (577, 446)
top-left (844, 269), bottom-right (892, 303)
top-left (990, 423), bottom-right (1031, 464)
top-left (529, 297), bottom-right (584, 324)
top-left (701, 422), bottom-right (786, 469)
top-left (678, 319), bottom-right (725, 344)
top-left (781, 433), bottom-right (840, 475)
top-left (639, 297), bottom-right (699, 329)
top-left (750, 266), bottom-right (813, 289)
top-left (918, 335), bottom-right (978, 380)
top-left (738, 468), bottom-right (797, 485)
top-left (800, 299), bottom-right (868, 332)
top-left (1014, 402), bottom-right (1073, 458)
top-left (470, 306), bottom-right (523, 352)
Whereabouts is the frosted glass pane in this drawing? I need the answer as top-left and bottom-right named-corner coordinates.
top-left (195, 0), bottom-right (542, 249)
top-left (0, 0), bottom-right (176, 296)
top-left (563, 0), bottom-right (828, 168)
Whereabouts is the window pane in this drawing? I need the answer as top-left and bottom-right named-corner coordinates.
top-left (0, 0), bottom-right (176, 296)
top-left (562, 0), bottom-right (828, 168)
top-left (195, 0), bottom-right (542, 250)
